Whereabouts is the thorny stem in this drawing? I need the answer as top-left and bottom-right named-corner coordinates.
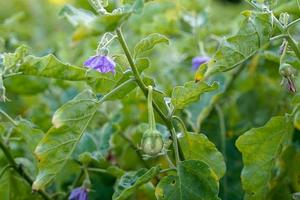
top-left (0, 139), bottom-right (51, 200)
top-left (116, 27), bottom-right (181, 166)
top-left (215, 104), bottom-right (227, 200)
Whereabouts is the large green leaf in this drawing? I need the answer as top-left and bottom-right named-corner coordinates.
top-left (204, 11), bottom-right (273, 77)
top-left (0, 170), bottom-right (41, 200)
top-left (171, 81), bottom-right (218, 110)
top-left (155, 160), bottom-right (220, 200)
top-left (133, 33), bottom-right (169, 58)
top-left (32, 90), bottom-right (99, 190)
top-left (178, 132), bottom-right (226, 179)
top-left (236, 116), bottom-right (294, 200)
top-left (112, 165), bottom-right (160, 200)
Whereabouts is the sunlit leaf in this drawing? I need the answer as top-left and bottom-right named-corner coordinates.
top-left (134, 33), bottom-right (169, 58)
top-left (178, 132), bottom-right (226, 179)
top-left (236, 116), bottom-right (294, 200)
top-left (155, 160), bottom-right (220, 200)
top-left (171, 81), bottom-right (218, 110)
top-left (205, 12), bottom-right (273, 77)
top-left (32, 90), bottom-right (99, 190)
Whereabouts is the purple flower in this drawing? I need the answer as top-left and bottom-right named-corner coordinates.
top-left (192, 56), bottom-right (210, 70)
top-left (69, 187), bottom-right (88, 200)
top-left (84, 55), bottom-right (116, 74)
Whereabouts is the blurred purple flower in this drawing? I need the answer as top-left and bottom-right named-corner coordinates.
top-left (69, 187), bottom-right (88, 200)
top-left (84, 55), bottom-right (116, 74)
top-left (192, 56), bottom-right (210, 70)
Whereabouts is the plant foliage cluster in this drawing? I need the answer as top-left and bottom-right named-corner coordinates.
top-left (0, 0), bottom-right (300, 200)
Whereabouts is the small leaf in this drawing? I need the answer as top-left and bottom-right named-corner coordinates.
top-left (171, 81), bottom-right (218, 110)
top-left (236, 116), bottom-right (294, 200)
top-left (112, 166), bottom-right (160, 200)
top-left (205, 12), bottom-right (273, 77)
top-left (134, 33), bottom-right (169, 58)
top-left (178, 132), bottom-right (226, 179)
top-left (32, 90), bottom-right (99, 190)
top-left (155, 160), bottom-right (220, 200)
top-left (135, 57), bottom-right (150, 73)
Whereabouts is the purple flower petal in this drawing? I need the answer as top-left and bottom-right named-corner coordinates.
top-left (192, 56), bottom-right (210, 71)
top-left (84, 55), bottom-right (116, 74)
top-left (69, 187), bottom-right (88, 200)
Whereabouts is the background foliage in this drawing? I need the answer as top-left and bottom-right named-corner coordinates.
top-left (0, 0), bottom-right (300, 200)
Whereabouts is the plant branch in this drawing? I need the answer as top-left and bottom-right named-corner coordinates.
top-left (0, 109), bottom-right (18, 126)
top-left (215, 104), bottom-right (227, 200)
top-left (116, 27), bottom-right (181, 165)
top-left (0, 139), bottom-right (51, 200)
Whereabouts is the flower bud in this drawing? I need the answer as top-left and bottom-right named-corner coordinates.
top-left (279, 63), bottom-right (295, 77)
top-left (141, 129), bottom-right (164, 156)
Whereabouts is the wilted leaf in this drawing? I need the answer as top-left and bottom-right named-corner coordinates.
top-left (155, 160), bottom-right (220, 200)
top-left (236, 116), bottom-right (294, 200)
top-left (178, 132), bottom-right (226, 179)
top-left (171, 81), bottom-right (218, 110)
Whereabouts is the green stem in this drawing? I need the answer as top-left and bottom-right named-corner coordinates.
top-left (0, 139), bottom-right (51, 200)
top-left (0, 109), bottom-right (18, 126)
top-left (272, 14), bottom-right (300, 61)
top-left (116, 27), bottom-right (181, 165)
top-left (115, 28), bottom-right (169, 125)
top-left (164, 153), bottom-right (176, 169)
top-left (215, 105), bottom-right (227, 200)
top-left (172, 116), bottom-right (188, 134)
top-left (170, 125), bottom-right (180, 165)
top-left (285, 33), bottom-right (300, 60)
top-left (159, 168), bottom-right (176, 174)
top-left (287, 18), bottom-right (300, 29)
top-left (147, 86), bottom-right (156, 130)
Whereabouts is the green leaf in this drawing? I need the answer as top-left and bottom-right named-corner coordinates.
top-left (134, 33), bottom-right (169, 58)
top-left (112, 165), bottom-right (160, 200)
top-left (205, 12), bottom-right (273, 77)
top-left (171, 81), bottom-right (219, 110)
top-left (19, 54), bottom-right (89, 81)
top-left (0, 170), bottom-right (41, 200)
top-left (99, 122), bottom-right (118, 155)
top-left (13, 119), bottom-right (44, 152)
top-left (135, 57), bottom-right (150, 73)
top-left (4, 76), bottom-right (48, 95)
top-left (59, 5), bottom-right (96, 27)
top-left (236, 116), bottom-right (294, 200)
top-left (32, 90), bottom-right (99, 190)
top-left (155, 160), bottom-right (220, 200)
top-left (178, 132), bottom-right (226, 179)
top-left (13, 52), bottom-right (134, 94)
